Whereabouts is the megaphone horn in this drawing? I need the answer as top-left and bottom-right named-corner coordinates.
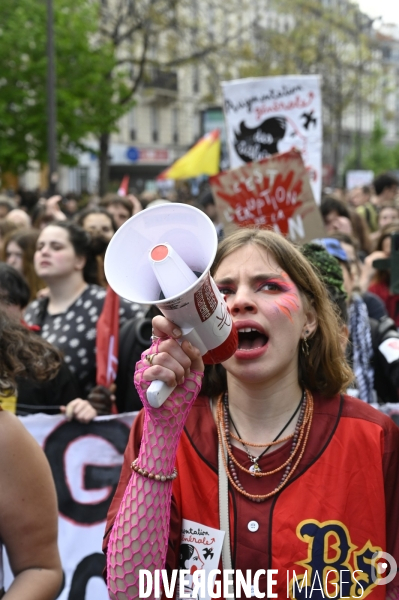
top-left (104, 203), bottom-right (238, 408)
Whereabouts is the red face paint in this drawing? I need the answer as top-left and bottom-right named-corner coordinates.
top-left (268, 274), bottom-right (300, 322)
top-left (216, 267), bottom-right (301, 323)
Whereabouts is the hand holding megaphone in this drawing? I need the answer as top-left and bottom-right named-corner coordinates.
top-left (143, 319), bottom-right (204, 406)
top-left (104, 203), bottom-right (238, 408)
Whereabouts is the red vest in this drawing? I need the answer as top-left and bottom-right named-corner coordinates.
top-left (170, 396), bottom-right (391, 599)
top-left (104, 393), bottom-right (399, 598)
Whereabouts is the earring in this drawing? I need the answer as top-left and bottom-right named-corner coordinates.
top-left (301, 330), bottom-right (310, 356)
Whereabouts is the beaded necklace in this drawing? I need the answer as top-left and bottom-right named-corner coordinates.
top-left (228, 393), bottom-right (303, 474)
top-left (216, 390), bottom-right (313, 503)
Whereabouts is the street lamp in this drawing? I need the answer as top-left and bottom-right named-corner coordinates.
top-left (46, 0), bottom-right (58, 195)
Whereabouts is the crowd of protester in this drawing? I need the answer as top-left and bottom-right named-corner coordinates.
top-left (0, 172), bottom-right (399, 419)
top-left (0, 173), bottom-right (399, 599)
top-left (0, 190), bottom-right (146, 420)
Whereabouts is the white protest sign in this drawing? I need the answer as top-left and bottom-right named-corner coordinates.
top-left (346, 170), bottom-right (374, 190)
top-left (177, 519), bottom-right (225, 600)
top-left (3, 412), bottom-right (137, 600)
top-left (222, 75), bottom-right (322, 203)
top-left (379, 338), bottom-right (399, 364)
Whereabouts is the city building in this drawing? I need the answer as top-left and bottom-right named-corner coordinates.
top-left (20, 0), bottom-right (399, 195)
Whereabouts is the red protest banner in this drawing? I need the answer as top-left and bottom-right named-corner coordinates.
top-left (209, 149), bottom-right (325, 243)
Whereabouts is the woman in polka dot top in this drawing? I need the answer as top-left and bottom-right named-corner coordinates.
top-left (24, 221), bottom-right (145, 419)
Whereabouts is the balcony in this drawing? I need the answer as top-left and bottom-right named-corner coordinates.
top-left (142, 69), bottom-right (178, 104)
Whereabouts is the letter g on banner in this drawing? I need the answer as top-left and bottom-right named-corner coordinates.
top-left (371, 552), bottom-right (398, 586)
top-left (44, 420), bottom-right (130, 525)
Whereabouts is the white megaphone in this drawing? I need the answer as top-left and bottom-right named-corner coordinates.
top-left (104, 203), bottom-right (238, 408)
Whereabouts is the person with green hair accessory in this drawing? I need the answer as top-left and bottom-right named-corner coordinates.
top-left (301, 242), bottom-right (348, 328)
top-left (301, 240), bottom-right (374, 403)
top-left (302, 238), bottom-right (399, 405)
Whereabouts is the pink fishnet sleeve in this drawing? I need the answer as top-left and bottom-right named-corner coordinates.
top-left (107, 340), bottom-right (203, 600)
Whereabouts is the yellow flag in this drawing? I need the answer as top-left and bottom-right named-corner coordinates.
top-left (158, 130), bottom-right (220, 180)
top-left (0, 392), bottom-right (17, 414)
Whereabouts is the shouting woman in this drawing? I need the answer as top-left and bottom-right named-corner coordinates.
top-left (105, 229), bottom-right (399, 600)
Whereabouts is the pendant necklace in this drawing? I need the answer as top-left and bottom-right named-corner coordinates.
top-left (226, 392), bottom-right (304, 476)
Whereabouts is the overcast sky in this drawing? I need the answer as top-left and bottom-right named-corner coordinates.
top-left (356, 0), bottom-right (399, 26)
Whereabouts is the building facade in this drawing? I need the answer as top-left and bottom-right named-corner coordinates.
top-left (21, 0), bottom-right (399, 195)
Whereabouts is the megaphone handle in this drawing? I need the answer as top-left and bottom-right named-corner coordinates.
top-left (147, 380), bottom-right (177, 408)
top-left (146, 332), bottom-right (184, 408)
top-left (146, 328), bottom-right (205, 408)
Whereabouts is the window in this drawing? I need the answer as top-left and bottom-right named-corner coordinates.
top-left (79, 167), bottom-right (89, 193)
top-left (172, 108), bottom-right (179, 143)
top-left (151, 106), bottom-right (159, 143)
top-left (193, 110), bottom-right (200, 141)
top-left (193, 65), bottom-right (199, 94)
top-left (129, 107), bottom-right (137, 141)
top-left (208, 3), bottom-right (215, 42)
top-left (382, 47), bottom-right (391, 60)
top-left (192, 0), bottom-right (199, 30)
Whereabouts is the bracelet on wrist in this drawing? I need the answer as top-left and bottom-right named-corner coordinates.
top-left (130, 459), bottom-right (178, 482)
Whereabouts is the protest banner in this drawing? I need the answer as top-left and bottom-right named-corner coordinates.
top-left (209, 149), bottom-right (325, 244)
top-left (3, 412), bottom-right (137, 600)
top-left (221, 75), bottom-right (322, 203)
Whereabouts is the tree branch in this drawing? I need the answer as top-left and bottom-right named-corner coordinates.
top-left (119, 28), bottom-right (151, 104)
top-left (114, 19), bottom-right (145, 45)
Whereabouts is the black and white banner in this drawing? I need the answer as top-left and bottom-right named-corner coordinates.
top-left (3, 412), bottom-right (137, 599)
top-left (222, 75), bottom-right (322, 203)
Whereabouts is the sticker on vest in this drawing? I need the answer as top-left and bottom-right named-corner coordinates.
top-left (177, 518), bottom-right (225, 600)
top-left (379, 337), bottom-right (399, 364)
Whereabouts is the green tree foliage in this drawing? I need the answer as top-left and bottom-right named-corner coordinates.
top-left (0, 0), bottom-right (248, 190)
top-left (345, 120), bottom-right (399, 174)
top-left (240, 0), bottom-right (382, 177)
top-left (0, 0), bottom-right (129, 174)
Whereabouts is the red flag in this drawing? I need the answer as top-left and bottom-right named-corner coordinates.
top-left (117, 175), bottom-right (129, 197)
top-left (96, 287), bottom-right (120, 412)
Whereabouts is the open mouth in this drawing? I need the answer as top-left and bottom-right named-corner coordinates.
top-left (237, 328), bottom-right (268, 351)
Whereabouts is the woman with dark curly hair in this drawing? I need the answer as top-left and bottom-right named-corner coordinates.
top-left (0, 309), bottom-right (62, 599)
top-left (0, 310), bottom-right (61, 391)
